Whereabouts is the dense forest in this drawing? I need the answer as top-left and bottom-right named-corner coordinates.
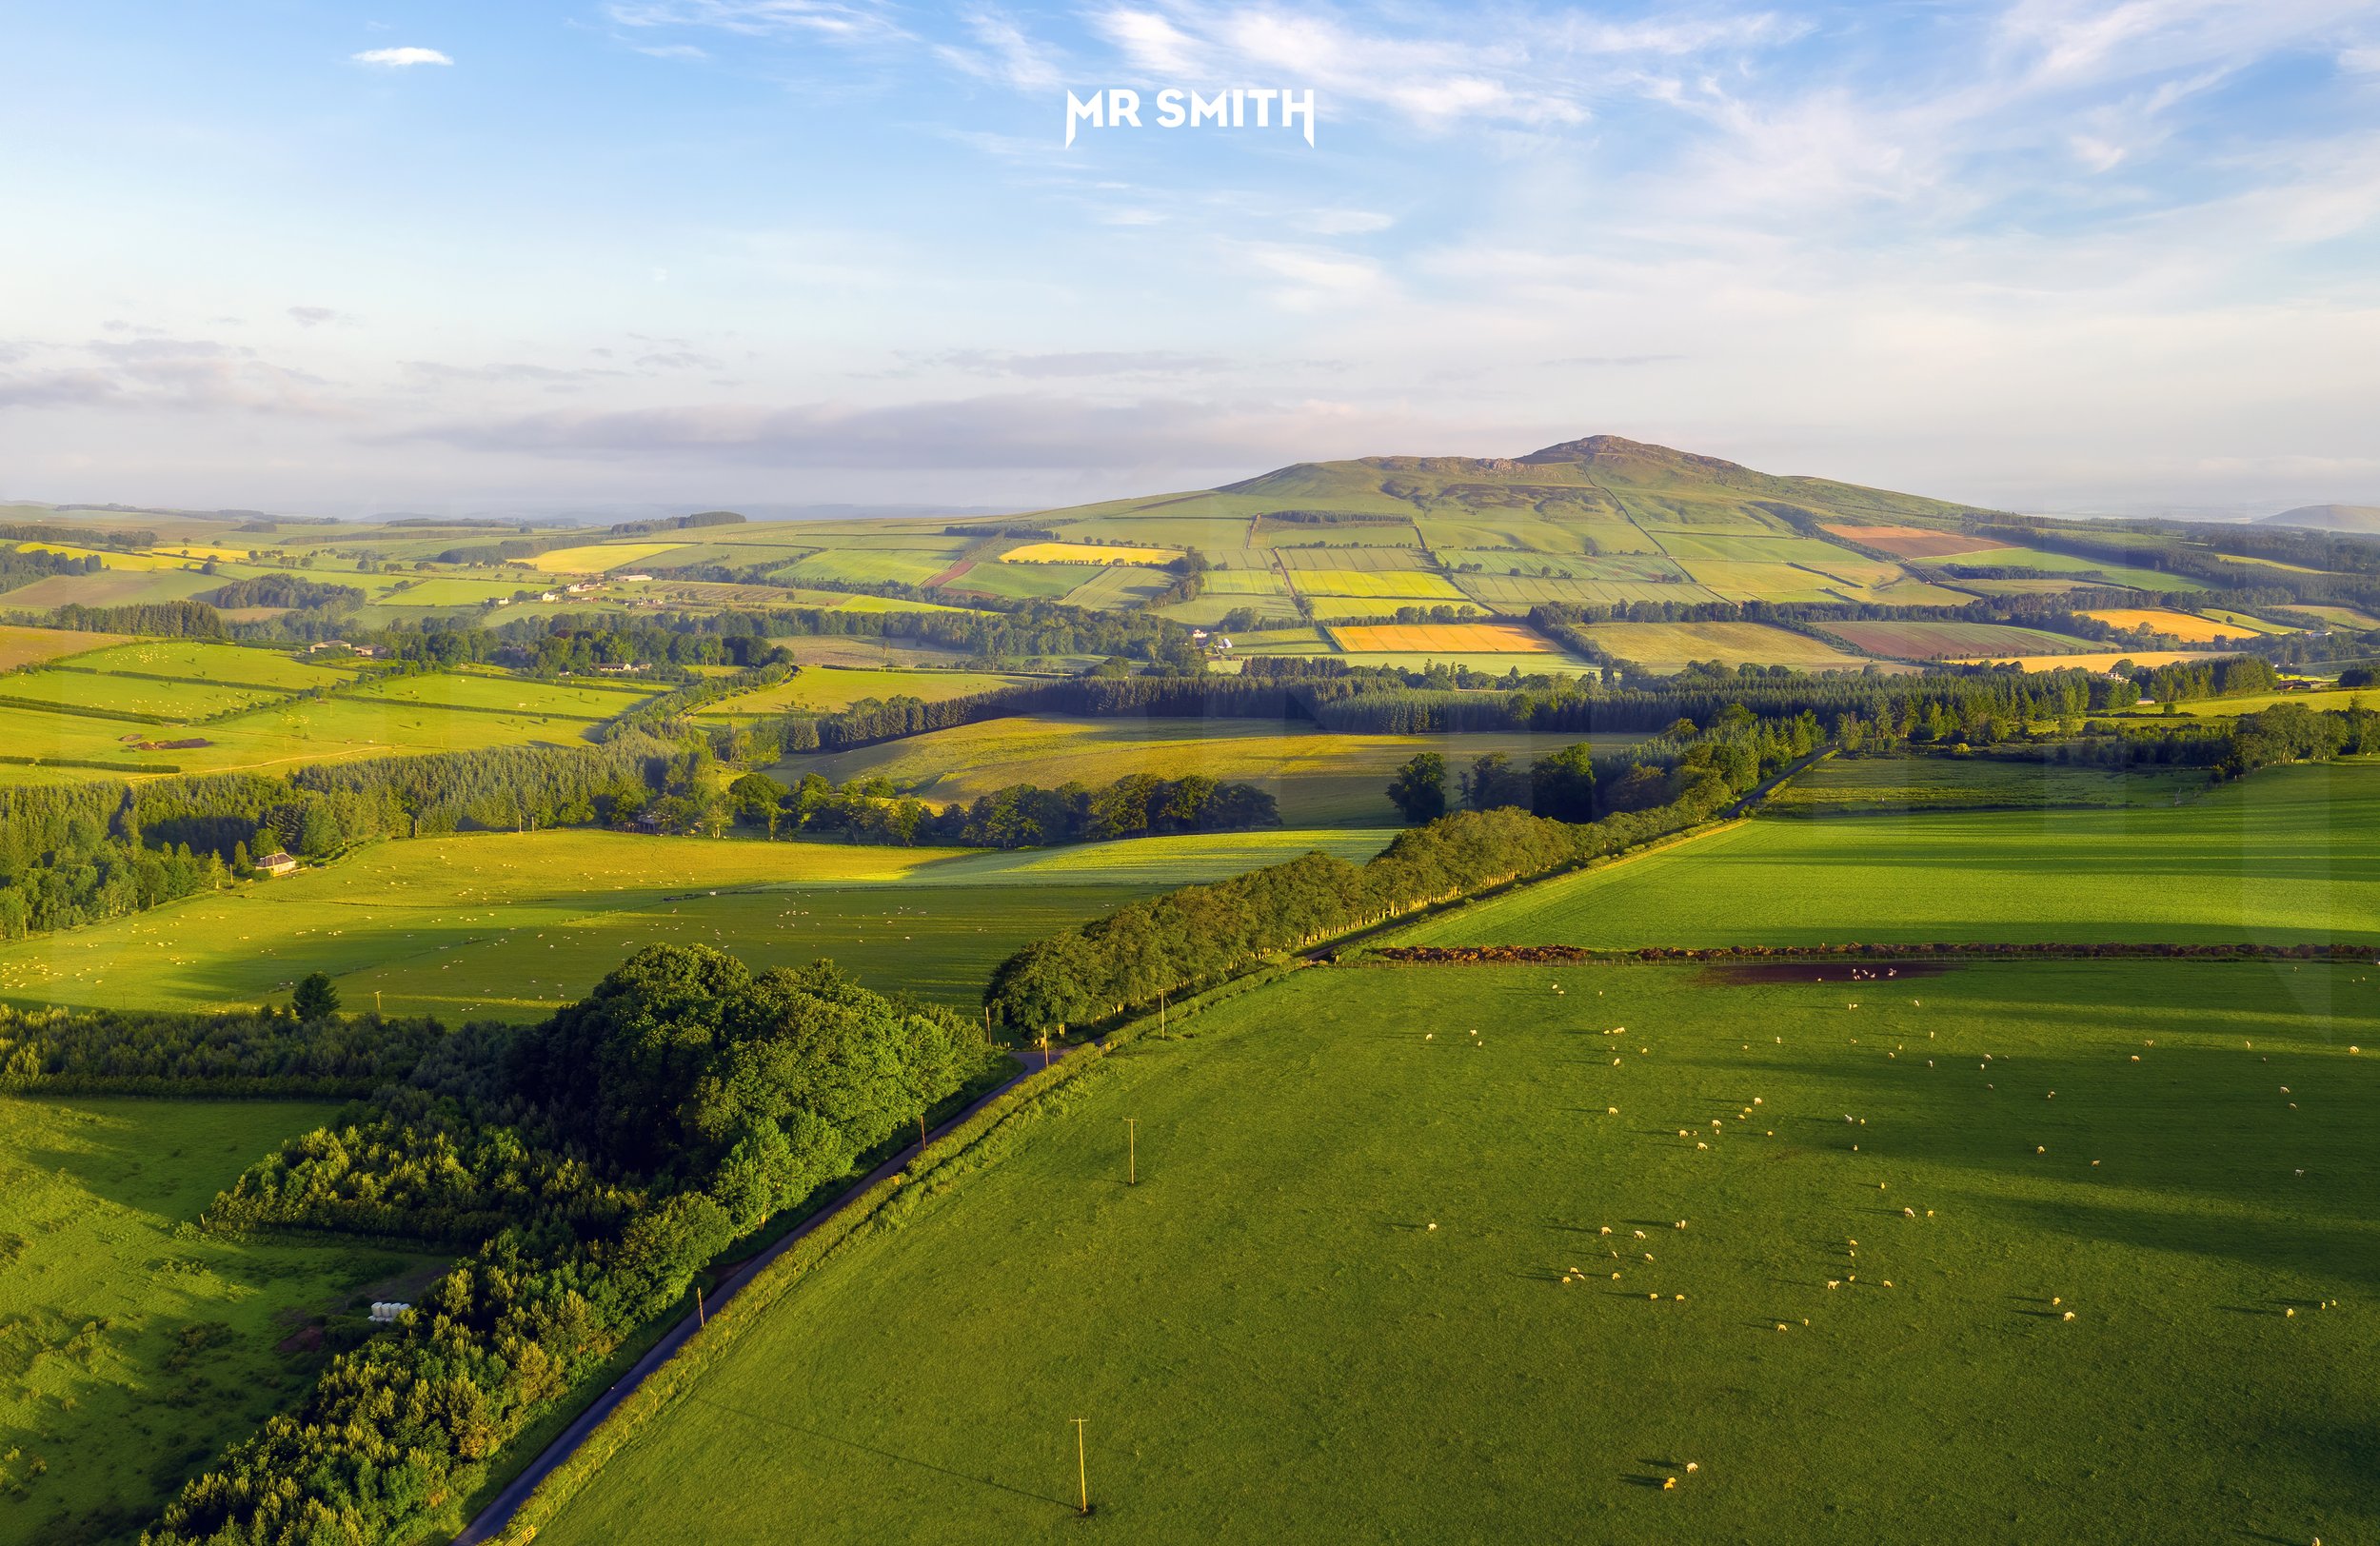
top-left (137, 945), bottom-right (1002, 1546)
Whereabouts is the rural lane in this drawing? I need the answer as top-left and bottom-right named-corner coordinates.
top-left (452, 1041), bottom-right (1076, 1544)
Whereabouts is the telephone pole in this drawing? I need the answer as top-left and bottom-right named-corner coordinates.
top-left (695, 1283), bottom-right (705, 1328)
top-left (1073, 1418), bottom-right (1089, 1515)
top-left (1125, 1118), bottom-right (1137, 1185)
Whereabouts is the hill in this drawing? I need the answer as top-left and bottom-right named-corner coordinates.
top-left (2262, 503), bottom-right (2380, 533)
top-left (1025, 434), bottom-right (1988, 535)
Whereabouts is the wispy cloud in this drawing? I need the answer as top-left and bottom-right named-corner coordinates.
top-left (935, 8), bottom-right (1063, 90)
top-left (605, 0), bottom-right (907, 44)
top-left (287, 306), bottom-right (344, 327)
top-left (351, 47), bottom-right (452, 68)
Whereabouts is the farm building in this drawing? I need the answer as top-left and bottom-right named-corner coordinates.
top-left (254, 851), bottom-right (299, 877)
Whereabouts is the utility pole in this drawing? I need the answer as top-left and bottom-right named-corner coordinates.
top-left (1073, 1418), bottom-right (1089, 1516)
top-left (919, 1110), bottom-right (928, 1152)
top-left (373, 989), bottom-right (382, 1014)
top-left (1125, 1118), bottom-right (1137, 1185)
top-left (695, 1283), bottom-right (705, 1328)
top-left (1159, 991), bottom-right (1166, 1035)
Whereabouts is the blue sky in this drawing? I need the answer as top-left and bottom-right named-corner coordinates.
top-left (4, 0), bottom-right (2379, 516)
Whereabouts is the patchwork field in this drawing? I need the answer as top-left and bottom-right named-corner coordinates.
top-left (527, 960), bottom-right (2379, 1546)
top-left (1325, 622), bottom-right (1556, 653)
top-left (1578, 622), bottom-right (1879, 675)
top-left (781, 719), bottom-right (1646, 826)
top-left (0, 828), bottom-right (1393, 1022)
top-left (1820, 621), bottom-right (2096, 661)
top-left (0, 1097), bottom-right (426, 1544)
top-left (1396, 762), bottom-right (2380, 949)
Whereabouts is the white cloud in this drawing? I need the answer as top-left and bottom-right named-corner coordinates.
top-left (351, 47), bottom-right (452, 68)
top-left (2342, 46), bottom-right (2380, 72)
top-left (935, 8), bottom-right (1062, 90)
top-left (605, 0), bottom-right (906, 44)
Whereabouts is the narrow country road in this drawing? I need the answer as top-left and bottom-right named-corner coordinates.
top-left (452, 1041), bottom-right (1075, 1543)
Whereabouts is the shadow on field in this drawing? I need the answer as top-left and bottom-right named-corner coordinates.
top-left (685, 1394), bottom-right (1080, 1513)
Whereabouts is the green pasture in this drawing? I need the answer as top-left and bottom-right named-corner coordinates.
top-left (529, 960), bottom-right (2379, 1546)
top-left (1671, 561), bottom-right (1864, 603)
top-left (1061, 568), bottom-right (1174, 610)
top-left (56, 641), bottom-right (356, 691)
top-left (1766, 754), bottom-right (2217, 813)
top-left (340, 671), bottom-right (658, 721)
top-left (0, 671), bottom-right (277, 722)
top-left (0, 1097), bottom-right (427, 1545)
top-left (0, 828), bottom-right (1387, 1021)
top-left (779, 719), bottom-right (1648, 827)
top-left (940, 563), bottom-right (1084, 603)
top-left (1398, 762), bottom-right (2380, 949)
top-left (1198, 569), bottom-right (1290, 596)
top-left (1955, 548), bottom-right (2210, 593)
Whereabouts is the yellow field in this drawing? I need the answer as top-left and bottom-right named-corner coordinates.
top-left (1328, 622), bottom-right (1556, 653)
top-left (1943, 650), bottom-right (2223, 671)
top-left (14, 543), bottom-right (191, 571)
top-left (999, 542), bottom-right (1180, 565)
top-left (528, 543), bottom-right (686, 574)
top-left (2081, 608), bottom-right (2270, 644)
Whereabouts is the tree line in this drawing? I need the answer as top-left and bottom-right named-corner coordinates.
top-left (0, 737), bottom-right (674, 940)
top-left (986, 709), bottom-right (1819, 1032)
top-left (704, 767), bottom-right (1279, 847)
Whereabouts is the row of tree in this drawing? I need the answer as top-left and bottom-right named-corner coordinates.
top-left (986, 710), bottom-right (1815, 1031)
top-left (710, 768), bottom-right (1279, 847)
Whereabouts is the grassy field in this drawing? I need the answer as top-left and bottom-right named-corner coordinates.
top-left (339, 671), bottom-right (658, 721)
top-left (0, 627), bottom-right (129, 671)
top-left (0, 828), bottom-right (1392, 1021)
top-left (56, 641), bottom-right (356, 691)
top-left (0, 671), bottom-right (277, 721)
top-left (695, 667), bottom-right (1032, 718)
top-left (1579, 621), bottom-right (1878, 675)
top-left (779, 719), bottom-right (1645, 827)
top-left (2154, 687), bottom-right (2379, 717)
top-left (1397, 762), bottom-right (2380, 948)
top-left (0, 1096), bottom-right (427, 1544)
top-left (1766, 753), bottom-right (2216, 813)
top-left (528, 960), bottom-right (2379, 1546)
top-left (1821, 621), bottom-right (2096, 660)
